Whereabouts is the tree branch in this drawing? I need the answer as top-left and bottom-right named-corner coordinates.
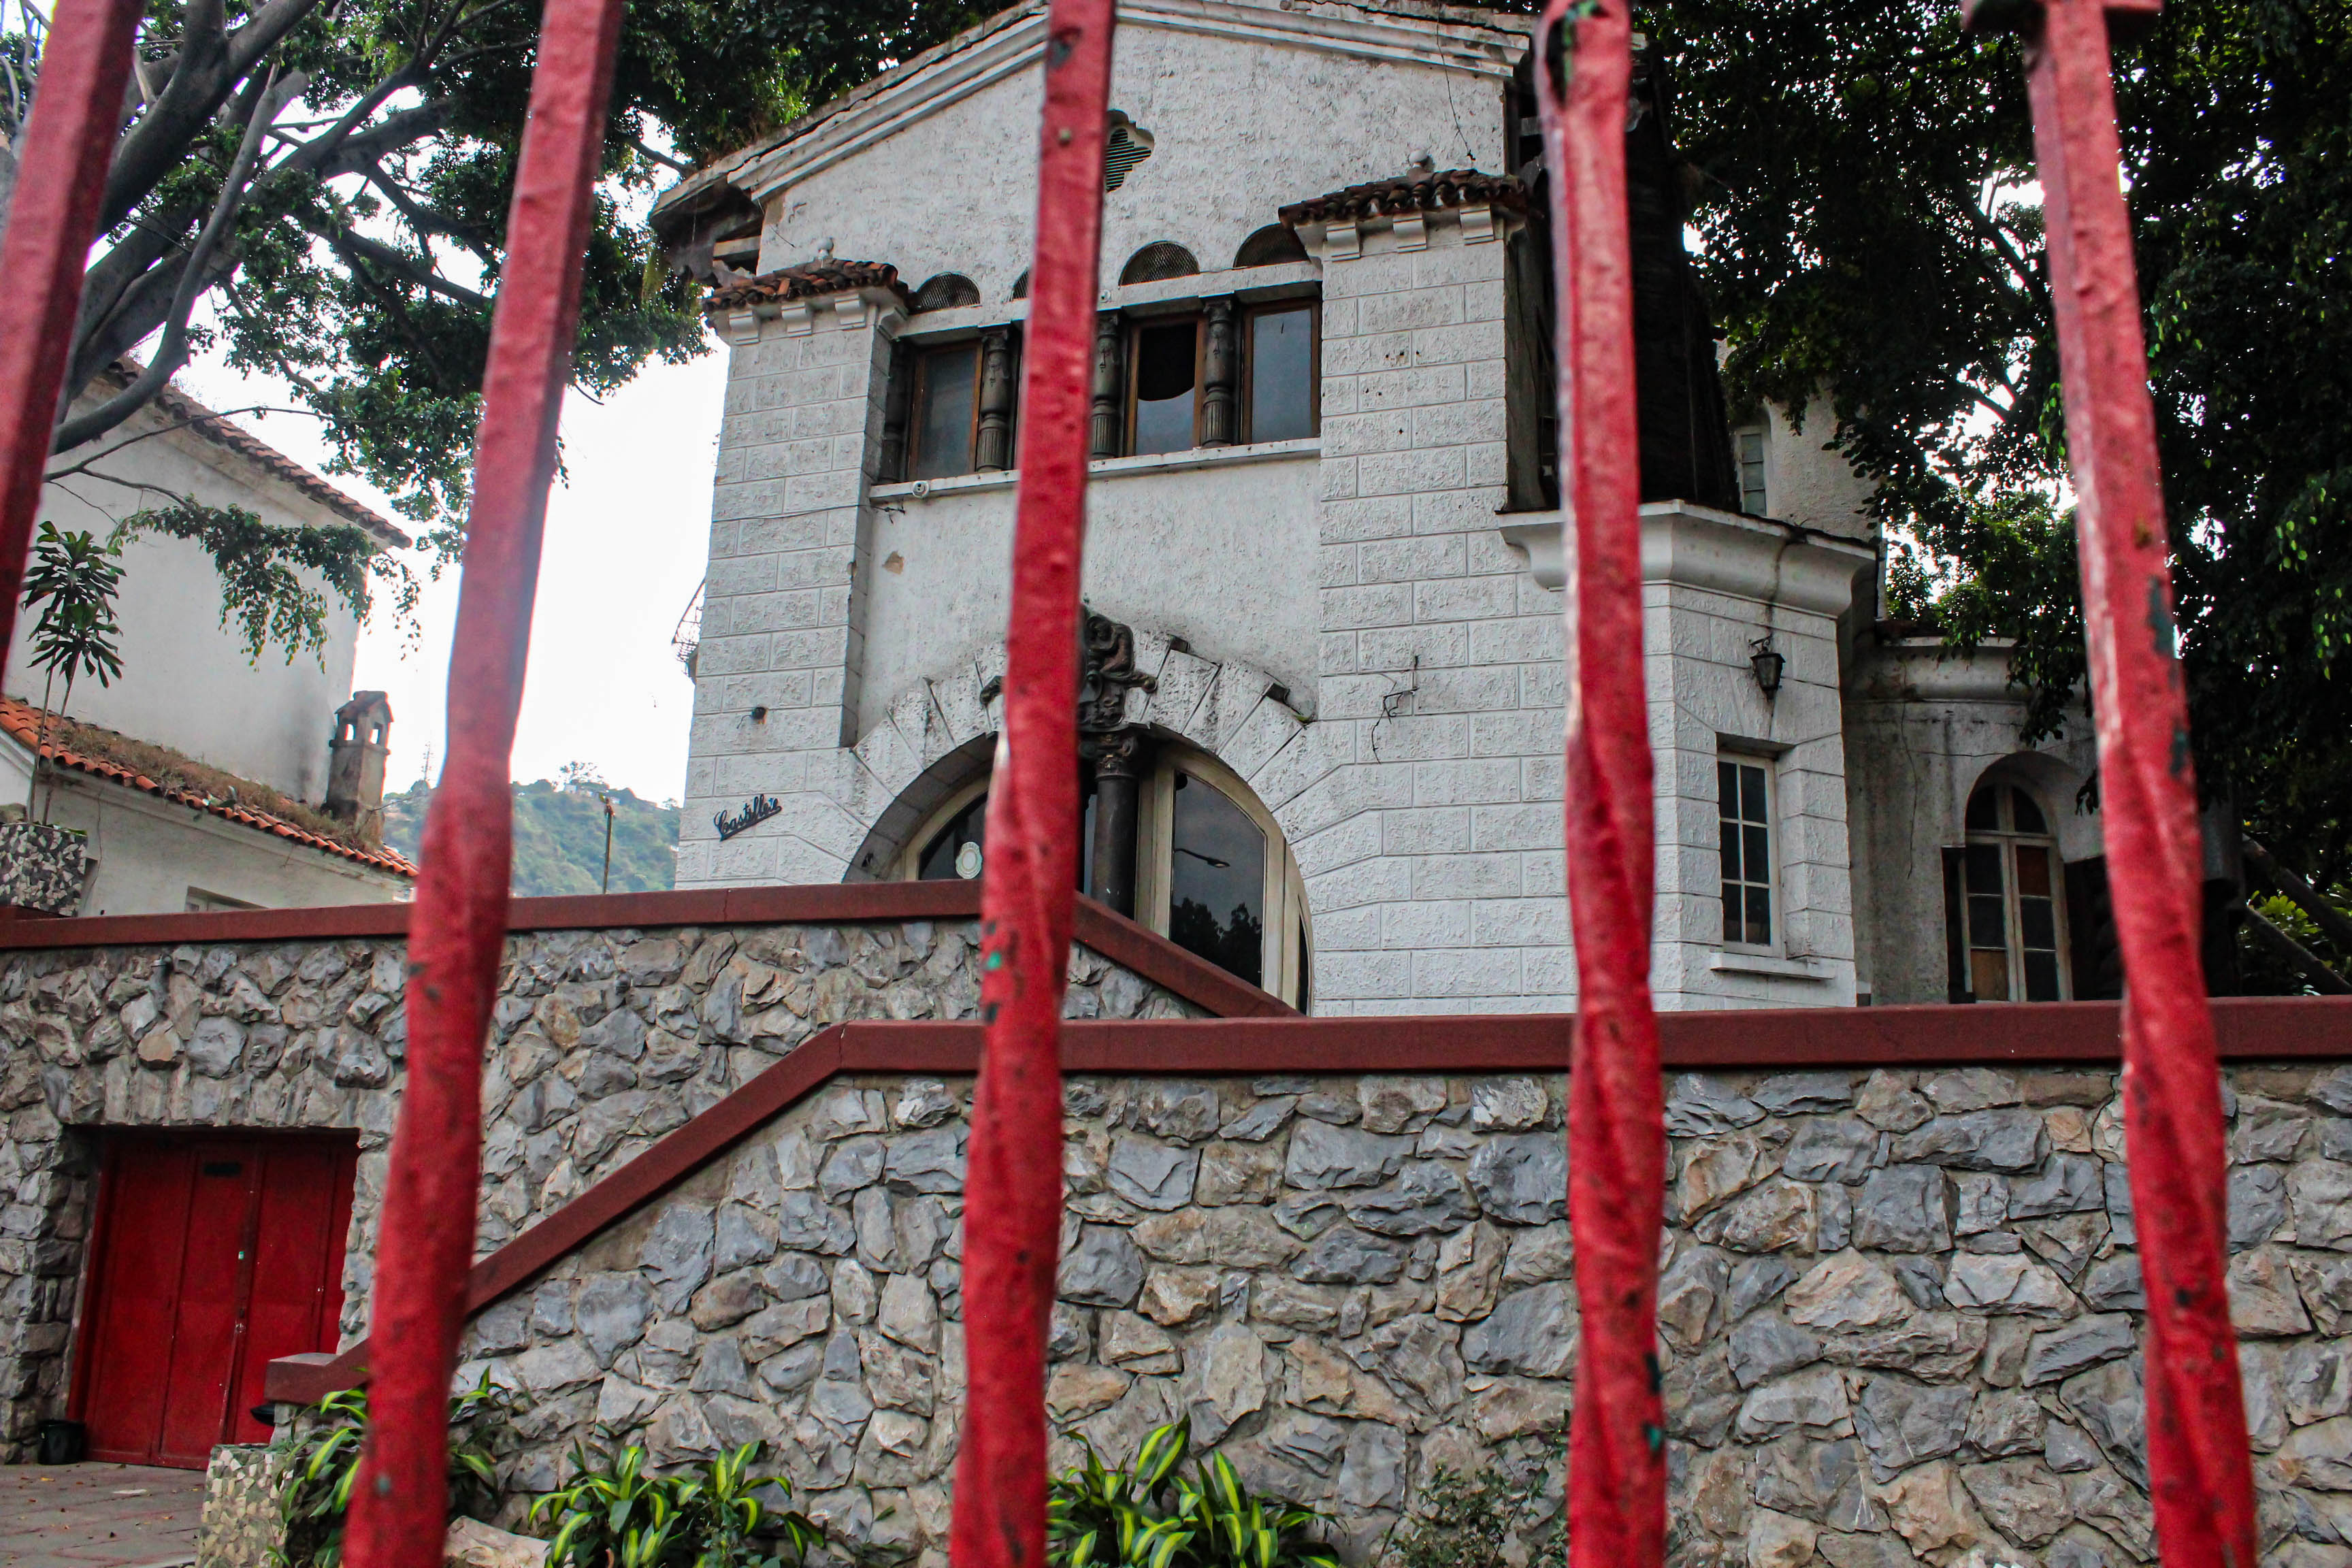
top-left (43, 404), bottom-right (320, 483)
top-left (2244, 904), bottom-right (2352, 995)
top-left (2246, 838), bottom-right (2352, 961)
top-left (325, 222), bottom-right (491, 308)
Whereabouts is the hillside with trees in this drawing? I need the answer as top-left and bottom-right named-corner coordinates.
top-left (382, 771), bottom-right (679, 896)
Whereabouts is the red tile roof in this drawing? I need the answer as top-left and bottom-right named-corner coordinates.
top-left (88, 362), bottom-right (412, 550)
top-left (1279, 169), bottom-right (1528, 227)
top-left (0, 695), bottom-right (416, 878)
top-left (705, 259), bottom-right (911, 313)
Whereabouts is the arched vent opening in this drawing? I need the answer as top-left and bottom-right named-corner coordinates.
top-left (912, 273), bottom-right (981, 312)
top-left (1235, 225), bottom-right (1308, 267)
top-left (1010, 270), bottom-right (1029, 301)
top-left (1119, 242), bottom-right (1199, 287)
top-left (1105, 112), bottom-right (1154, 191)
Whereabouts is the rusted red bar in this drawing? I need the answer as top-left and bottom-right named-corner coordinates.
top-left (0, 0), bottom-right (143, 655)
top-left (340, 0), bottom-right (627, 1565)
top-left (1962, 1), bottom-right (2258, 1563)
top-left (949, 5), bottom-right (1116, 1567)
top-left (1535, 4), bottom-right (1667, 1567)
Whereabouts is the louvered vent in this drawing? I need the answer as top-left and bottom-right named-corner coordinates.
top-left (1104, 119), bottom-right (1154, 192)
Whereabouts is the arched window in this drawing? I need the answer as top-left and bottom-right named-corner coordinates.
top-left (1120, 242), bottom-right (1199, 286)
top-left (911, 273), bottom-right (981, 312)
top-left (897, 741), bottom-right (1310, 1008)
top-left (1234, 225), bottom-right (1308, 268)
top-left (1959, 781), bottom-right (2070, 1001)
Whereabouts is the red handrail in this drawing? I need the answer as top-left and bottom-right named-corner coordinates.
top-left (1535, 5), bottom-right (1668, 1567)
top-left (0, 0), bottom-right (142, 649)
top-left (340, 0), bottom-right (629, 1565)
top-left (1963, 1), bottom-right (2259, 1563)
top-left (949, 4), bottom-right (1116, 1567)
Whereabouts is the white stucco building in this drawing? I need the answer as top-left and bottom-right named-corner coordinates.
top-left (1, 370), bottom-right (415, 914)
top-left (653, 0), bottom-right (2154, 1013)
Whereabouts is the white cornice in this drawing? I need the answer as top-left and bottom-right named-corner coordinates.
top-left (1499, 502), bottom-right (1876, 619)
top-left (737, 0), bottom-right (1526, 203)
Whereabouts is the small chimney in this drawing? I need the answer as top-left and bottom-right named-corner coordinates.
top-left (325, 691), bottom-right (393, 841)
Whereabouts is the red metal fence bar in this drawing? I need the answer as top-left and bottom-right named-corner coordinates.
top-left (340, 0), bottom-right (628, 1564)
top-left (950, 4), bottom-right (1116, 1567)
top-left (1961, 1), bottom-right (2259, 1562)
top-left (1535, 5), bottom-right (1667, 1567)
top-left (0, 0), bottom-right (143, 653)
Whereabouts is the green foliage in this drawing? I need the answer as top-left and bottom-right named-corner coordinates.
top-left (527, 1441), bottom-right (824, 1568)
top-left (1377, 1463), bottom-right (1560, 1568)
top-left (272, 1378), bottom-right (519, 1568)
top-left (7, 0), bottom-right (991, 557)
top-left (114, 502), bottom-right (416, 665)
top-left (1650, 0), bottom-right (2352, 891)
top-left (380, 776), bottom-right (680, 896)
top-left (1047, 1420), bottom-right (1343, 1568)
top-left (21, 523), bottom-right (126, 698)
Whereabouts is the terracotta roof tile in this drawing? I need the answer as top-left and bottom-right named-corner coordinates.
top-left (1279, 168), bottom-right (1527, 227)
top-left (0, 696), bottom-right (416, 879)
top-left (91, 362), bottom-right (412, 550)
top-left (705, 259), bottom-right (911, 313)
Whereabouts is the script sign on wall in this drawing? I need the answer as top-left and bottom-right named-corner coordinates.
top-left (713, 794), bottom-right (781, 841)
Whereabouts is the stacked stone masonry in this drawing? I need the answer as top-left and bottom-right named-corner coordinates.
top-left (7, 930), bottom-right (2352, 1568)
top-left (0, 920), bottom-right (1203, 1459)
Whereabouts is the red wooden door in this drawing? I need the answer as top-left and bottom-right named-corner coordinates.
top-left (76, 1133), bottom-right (357, 1467)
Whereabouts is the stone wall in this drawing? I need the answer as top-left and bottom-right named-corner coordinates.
top-left (425, 1062), bottom-right (2352, 1568)
top-left (0, 919), bottom-right (1203, 1459)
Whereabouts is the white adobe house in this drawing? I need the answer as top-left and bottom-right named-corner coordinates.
top-left (0, 369), bottom-right (415, 914)
top-left (654, 0), bottom-right (2160, 1015)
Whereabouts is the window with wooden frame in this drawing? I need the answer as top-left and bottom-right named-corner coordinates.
top-left (1242, 301), bottom-right (1317, 444)
top-left (1718, 752), bottom-right (1776, 949)
top-left (1960, 782), bottom-right (2070, 1002)
top-left (1127, 315), bottom-right (1201, 457)
top-left (909, 342), bottom-right (983, 479)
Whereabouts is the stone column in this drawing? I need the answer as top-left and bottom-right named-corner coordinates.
top-left (1088, 733), bottom-right (1145, 917)
top-left (975, 325), bottom-right (1016, 472)
top-left (1090, 312), bottom-right (1124, 458)
top-left (1200, 297), bottom-right (1237, 446)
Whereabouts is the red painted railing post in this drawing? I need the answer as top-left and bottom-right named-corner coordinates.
top-left (1535, 5), bottom-right (1667, 1567)
top-left (340, 1), bottom-right (627, 1565)
top-left (950, 4), bottom-right (1115, 1568)
top-left (1962, 1), bottom-right (2257, 1564)
top-left (0, 0), bottom-right (143, 657)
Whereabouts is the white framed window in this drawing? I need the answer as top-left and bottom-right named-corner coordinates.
top-left (1736, 426), bottom-right (1768, 517)
top-left (1961, 783), bottom-right (2070, 1001)
top-left (897, 743), bottom-right (1310, 1007)
top-left (1718, 753), bottom-right (1776, 949)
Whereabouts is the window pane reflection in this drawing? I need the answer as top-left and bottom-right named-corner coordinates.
top-left (916, 793), bottom-right (987, 880)
top-left (1249, 307), bottom-right (1315, 443)
top-left (1132, 321), bottom-right (1198, 455)
top-left (1168, 772), bottom-right (1264, 985)
top-left (913, 345), bottom-right (979, 479)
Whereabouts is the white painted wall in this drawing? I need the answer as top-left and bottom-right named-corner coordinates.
top-left (0, 747), bottom-right (408, 914)
top-left (1757, 397), bottom-right (1876, 545)
top-left (17, 393), bottom-right (371, 802)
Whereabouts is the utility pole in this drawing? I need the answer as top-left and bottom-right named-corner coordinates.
top-left (600, 791), bottom-right (615, 894)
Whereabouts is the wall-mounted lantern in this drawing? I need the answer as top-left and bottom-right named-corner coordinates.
top-left (1750, 637), bottom-right (1785, 698)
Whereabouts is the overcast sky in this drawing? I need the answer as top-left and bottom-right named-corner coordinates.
top-left (176, 338), bottom-right (728, 805)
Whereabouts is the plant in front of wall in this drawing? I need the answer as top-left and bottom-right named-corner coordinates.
top-left (271, 1377), bottom-right (519, 1568)
top-left (1375, 1448), bottom-right (1562, 1568)
top-left (529, 1440), bottom-right (827, 1568)
top-left (1047, 1419), bottom-right (1343, 1568)
top-left (18, 523), bottom-right (124, 821)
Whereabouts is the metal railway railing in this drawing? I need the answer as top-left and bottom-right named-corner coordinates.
top-left (0, 0), bottom-right (2255, 1566)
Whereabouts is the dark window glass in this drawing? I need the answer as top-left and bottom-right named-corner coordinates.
top-left (1167, 772), bottom-right (1264, 986)
top-left (1131, 321), bottom-right (1198, 455)
top-left (1965, 787), bottom-right (1999, 831)
top-left (911, 344), bottom-right (980, 479)
top-left (1718, 757), bottom-right (1773, 945)
top-left (916, 793), bottom-right (987, 879)
top-left (1247, 306), bottom-right (1316, 443)
top-left (2010, 788), bottom-right (2048, 834)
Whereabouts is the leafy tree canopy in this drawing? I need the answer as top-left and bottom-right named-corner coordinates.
top-left (1633, 0), bottom-right (2352, 902)
top-left (0, 0), bottom-right (986, 578)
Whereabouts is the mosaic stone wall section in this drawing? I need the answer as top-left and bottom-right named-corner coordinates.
top-left (437, 1062), bottom-right (2352, 1568)
top-left (0, 920), bottom-right (1203, 1460)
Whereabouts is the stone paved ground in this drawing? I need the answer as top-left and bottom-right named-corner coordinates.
top-left (0, 1464), bottom-right (206, 1568)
